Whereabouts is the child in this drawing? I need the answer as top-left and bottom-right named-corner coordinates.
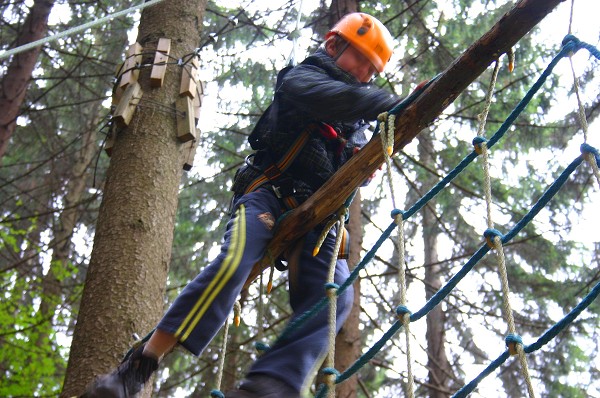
top-left (85, 12), bottom-right (400, 398)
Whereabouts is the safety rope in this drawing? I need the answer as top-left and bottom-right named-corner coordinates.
top-left (210, 301), bottom-right (241, 398)
top-left (586, 144), bottom-right (600, 186)
top-left (395, 209), bottom-right (414, 398)
top-left (255, 273), bottom-right (268, 354)
top-left (254, 251), bottom-right (276, 355)
top-left (378, 109), bottom-right (415, 397)
top-left (566, 8), bottom-right (600, 186)
top-left (475, 58), bottom-right (536, 397)
top-left (0, 0), bottom-right (166, 61)
top-left (287, 0), bottom-right (304, 66)
top-left (379, 112), bottom-right (398, 208)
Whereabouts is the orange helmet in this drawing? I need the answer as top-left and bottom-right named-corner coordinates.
top-left (326, 13), bottom-right (394, 73)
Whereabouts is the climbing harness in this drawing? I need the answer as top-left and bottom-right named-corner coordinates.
top-left (242, 128), bottom-right (310, 210)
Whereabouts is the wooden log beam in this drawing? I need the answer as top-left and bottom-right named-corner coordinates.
top-left (246, 0), bottom-right (565, 286)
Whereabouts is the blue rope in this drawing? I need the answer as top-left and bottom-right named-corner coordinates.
top-left (315, 383), bottom-right (329, 398)
top-left (502, 155), bottom-right (583, 243)
top-left (581, 143), bottom-right (600, 168)
top-left (526, 276), bottom-right (600, 354)
top-left (263, 35), bottom-right (600, 396)
top-left (337, 35), bottom-right (600, 389)
top-left (452, 351), bottom-right (511, 398)
top-left (337, 149), bottom-right (589, 384)
top-left (562, 34), bottom-right (600, 60)
top-left (400, 35), bottom-right (598, 222)
top-left (453, 278), bottom-right (600, 397)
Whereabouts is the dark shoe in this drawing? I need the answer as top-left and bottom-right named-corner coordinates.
top-left (225, 375), bottom-right (300, 398)
top-left (82, 344), bottom-right (158, 398)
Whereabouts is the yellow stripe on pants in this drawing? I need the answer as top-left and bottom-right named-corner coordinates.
top-left (176, 205), bottom-right (247, 342)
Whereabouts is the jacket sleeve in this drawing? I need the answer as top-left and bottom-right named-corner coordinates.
top-left (277, 64), bottom-right (399, 123)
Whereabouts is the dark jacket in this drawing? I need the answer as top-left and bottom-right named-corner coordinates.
top-left (231, 48), bottom-right (399, 202)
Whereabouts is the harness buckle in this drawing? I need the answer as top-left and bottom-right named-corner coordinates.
top-left (271, 178), bottom-right (295, 199)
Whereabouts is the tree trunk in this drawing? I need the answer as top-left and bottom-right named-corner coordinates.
top-left (419, 133), bottom-right (452, 398)
top-left (221, 331), bottom-right (240, 393)
top-left (0, 0), bottom-right (55, 160)
top-left (61, 0), bottom-right (208, 396)
top-left (327, 0), bottom-right (358, 28)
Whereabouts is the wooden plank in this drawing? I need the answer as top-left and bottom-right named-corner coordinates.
top-left (119, 42), bottom-right (142, 88)
top-left (150, 38), bottom-right (171, 88)
top-left (180, 57), bottom-right (199, 98)
top-left (110, 85), bottom-right (124, 107)
top-left (104, 130), bottom-right (115, 157)
top-left (176, 96), bottom-right (196, 142)
top-left (244, 0), bottom-right (566, 288)
top-left (112, 81), bottom-right (143, 128)
top-left (182, 137), bottom-right (199, 171)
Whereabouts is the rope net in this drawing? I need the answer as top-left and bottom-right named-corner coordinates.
top-left (219, 35), bottom-right (599, 398)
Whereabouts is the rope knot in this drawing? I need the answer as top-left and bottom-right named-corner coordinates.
top-left (483, 228), bottom-right (504, 249)
top-left (325, 283), bottom-right (339, 298)
top-left (472, 136), bottom-right (488, 155)
top-left (210, 390), bottom-right (225, 398)
top-left (581, 143), bottom-right (600, 163)
top-left (505, 333), bottom-right (523, 356)
top-left (396, 305), bottom-right (412, 318)
top-left (337, 206), bottom-right (350, 221)
top-left (391, 209), bottom-right (404, 224)
top-left (322, 367), bottom-right (340, 385)
top-left (561, 34), bottom-right (580, 51)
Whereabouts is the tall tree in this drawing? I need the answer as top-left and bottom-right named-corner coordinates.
top-left (419, 132), bottom-right (453, 398)
top-left (0, 2), bottom-right (134, 395)
top-left (61, 0), bottom-right (208, 395)
top-left (0, 0), bottom-right (55, 159)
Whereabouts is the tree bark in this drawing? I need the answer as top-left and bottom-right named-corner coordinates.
top-left (419, 134), bottom-right (453, 398)
top-left (246, 0), bottom-right (566, 285)
top-left (327, 0), bottom-right (358, 28)
top-left (61, 0), bottom-right (208, 396)
top-left (0, 0), bottom-right (55, 160)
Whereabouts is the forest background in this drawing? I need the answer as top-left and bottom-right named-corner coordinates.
top-left (1, 0), bottom-right (599, 397)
